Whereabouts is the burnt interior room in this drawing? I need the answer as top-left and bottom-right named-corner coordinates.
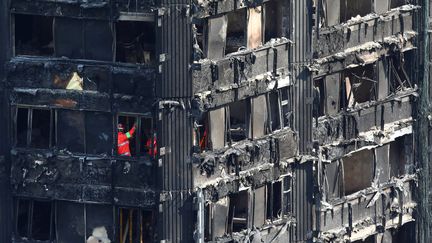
top-left (117, 115), bottom-right (153, 157)
top-left (226, 8), bottom-right (247, 55)
top-left (228, 100), bottom-right (249, 142)
top-left (16, 199), bottom-right (54, 241)
top-left (116, 21), bottom-right (155, 64)
top-left (228, 190), bottom-right (249, 233)
top-left (14, 14), bottom-right (54, 56)
top-left (342, 64), bottom-right (377, 108)
top-left (340, 0), bottom-right (372, 22)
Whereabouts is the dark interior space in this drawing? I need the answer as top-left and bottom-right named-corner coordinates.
top-left (31, 109), bottom-right (51, 148)
top-left (116, 21), bottom-right (155, 64)
top-left (57, 110), bottom-right (85, 153)
top-left (343, 64), bottom-right (377, 106)
top-left (228, 190), bottom-right (249, 233)
top-left (16, 108), bottom-right (29, 147)
top-left (229, 100), bottom-right (249, 142)
top-left (16, 199), bottom-right (30, 238)
top-left (226, 9), bottom-right (246, 55)
top-left (31, 201), bottom-right (52, 240)
top-left (265, 0), bottom-right (284, 42)
top-left (14, 14), bottom-right (53, 56)
top-left (267, 181), bottom-right (282, 219)
top-left (314, 79), bottom-right (325, 117)
top-left (340, 0), bottom-right (372, 22)
top-left (269, 91), bottom-right (281, 131)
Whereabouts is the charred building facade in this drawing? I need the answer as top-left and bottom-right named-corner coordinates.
top-left (0, 0), bottom-right (431, 243)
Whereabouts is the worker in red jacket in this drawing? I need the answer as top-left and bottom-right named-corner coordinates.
top-left (146, 131), bottom-right (158, 157)
top-left (117, 123), bottom-right (136, 156)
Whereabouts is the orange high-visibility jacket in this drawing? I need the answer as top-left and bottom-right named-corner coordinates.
top-left (117, 126), bottom-right (136, 156)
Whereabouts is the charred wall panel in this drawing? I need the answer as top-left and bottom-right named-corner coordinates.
top-left (158, 103), bottom-right (194, 242)
top-left (292, 0), bottom-right (313, 153)
top-left (157, 4), bottom-right (192, 98)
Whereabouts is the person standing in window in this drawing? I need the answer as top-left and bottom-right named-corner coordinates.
top-left (117, 123), bottom-right (136, 156)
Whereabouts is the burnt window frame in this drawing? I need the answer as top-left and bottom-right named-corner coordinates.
top-left (14, 198), bottom-right (56, 242)
top-left (227, 189), bottom-right (251, 234)
top-left (13, 106), bottom-right (56, 149)
top-left (117, 207), bottom-right (155, 243)
top-left (197, 0), bottom-right (286, 60)
top-left (12, 13), bottom-right (54, 57)
top-left (114, 15), bottom-right (157, 65)
top-left (279, 86), bottom-right (294, 128)
top-left (116, 113), bottom-right (154, 158)
top-left (341, 64), bottom-right (378, 110)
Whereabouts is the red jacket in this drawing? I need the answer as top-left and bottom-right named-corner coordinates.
top-left (117, 126), bottom-right (136, 156)
top-left (146, 136), bottom-right (157, 157)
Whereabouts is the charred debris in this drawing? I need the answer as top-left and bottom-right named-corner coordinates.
top-left (0, 0), bottom-right (430, 242)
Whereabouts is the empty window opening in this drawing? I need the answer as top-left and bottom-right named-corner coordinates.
top-left (228, 100), bottom-right (249, 142)
top-left (228, 190), bottom-right (249, 233)
top-left (116, 21), bottom-right (155, 64)
top-left (193, 22), bottom-right (207, 60)
top-left (280, 87), bottom-right (293, 128)
top-left (389, 55), bottom-right (413, 94)
top-left (390, 135), bottom-right (412, 177)
top-left (391, 0), bottom-right (407, 9)
top-left (14, 14), bottom-right (53, 56)
top-left (117, 115), bottom-right (154, 157)
top-left (118, 208), bottom-right (154, 243)
top-left (54, 18), bottom-right (113, 61)
top-left (16, 108), bottom-right (29, 147)
top-left (268, 91), bottom-right (281, 131)
top-left (266, 181), bottom-right (282, 220)
top-left (342, 149), bottom-right (374, 195)
top-left (226, 9), bottom-right (247, 55)
top-left (282, 176), bottom-right (292, 215)
top-left (264, 0), bottom-right (284, 42)
top-left (16, 199), bottom-right (54, 241)
top-left (31, 109), bottom-right (52, 148)
top-left (313, 79), bottom-right (325, 118)
top-left (57, 110), bottom-right (85, 153)
top-left (15, 108), bottom-right (55, 148)
top-left (343, 64), bottom-right (377, 108)
top-left (340, 0), bottom-right (372, 23)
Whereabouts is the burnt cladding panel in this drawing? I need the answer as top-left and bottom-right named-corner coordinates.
top-left (158, 5), bottom-right (192, 98)
top-left (291, 162), bottom-right (313, 242)
top-left (158, 105), bottom-right (193, 242)
top-left (292, 0), bottom-right (313, 153)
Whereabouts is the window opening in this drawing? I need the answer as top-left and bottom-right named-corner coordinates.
top-left (14, 14), bottom-right (53, 56)
top-left (118, 208), bottom-right (154, 243)
top-left (313, 79), bottom-right (325, 118)
top-left (390, 135), bottom-right (411, 177)
top-left (342, 149), bottom-right (374, 195)
top-left (391, 0), bottom-right (407, 9)
top-left (117, 115), bottom-right (154, 157)
top-left (266, 181), bottom-right (282, 220)
top-left (228, 100), bottom-right (249, 142)
top-left (16, 199), bottom-right (54, 241)
top-left (340, 0), bottom-right (372, 23)
top-left (16, 108), bottom-right (29, 147)
top-left (280, 87), bottom-right (293, 128)
top-left (228, 190), bottom-right (249, 233)
top-left (116, 21), bottom-right (156, 64)
top-left (268, 91), bottom-right (281, 131)
top-left (226, 9), bottom-right (247, 55)
top-left (31, 109), bottom-right (51, 148)
top-left (264, 0), bottom-right (284, 42)
top-left (343, 64), bottom-right (377, 108)
top-left (389, 55), bottom-right (413, 94)
top-left (282, 176), bottom-right (291, 215)
top-left (15, 108), bottom-right (55, 149)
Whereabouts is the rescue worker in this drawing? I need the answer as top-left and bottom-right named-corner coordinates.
top-left (117, 123), bottom-right (136, 156)
top-left (145, 131), bottom-right (158, 157)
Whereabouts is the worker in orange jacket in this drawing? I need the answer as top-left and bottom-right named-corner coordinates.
top-left (117, 123), bottom-right (136, 156)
